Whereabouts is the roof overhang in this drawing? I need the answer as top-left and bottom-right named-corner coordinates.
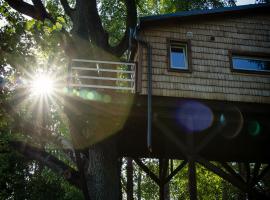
top-left (138, 3), bottom-right (270, 28)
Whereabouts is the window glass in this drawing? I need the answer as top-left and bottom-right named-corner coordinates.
top-left (232, 56), bottom-right (270, 72)
top-left (170, 44), bottom-right (188, 70)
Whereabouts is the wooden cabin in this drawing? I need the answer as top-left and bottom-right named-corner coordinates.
top-left (67, 3), bottom-right (270, 162)
top-left (134, 3), bottom-right (270, 103)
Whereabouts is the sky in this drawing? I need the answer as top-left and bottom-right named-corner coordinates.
top-left (236, 0), bottom-right (256, 5)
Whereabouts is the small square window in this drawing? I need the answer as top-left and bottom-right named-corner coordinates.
top-left (169, 41), bottom-right (190, 71)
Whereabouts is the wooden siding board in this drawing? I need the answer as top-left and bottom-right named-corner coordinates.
top-left (137, 13), bottom-right (270, 103)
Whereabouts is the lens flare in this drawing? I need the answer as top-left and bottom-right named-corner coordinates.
top-left (248, 120), bottom-right (261, 136)
top-left (30, 74), bottom-right (55, 96)
top-left (177, 100), bottom-right (214, 133)
top-left (219, 106), bottom-right (244, 139)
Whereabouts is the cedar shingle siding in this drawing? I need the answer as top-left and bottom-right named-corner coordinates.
top-left (136, 13), bottom-right (270, 103)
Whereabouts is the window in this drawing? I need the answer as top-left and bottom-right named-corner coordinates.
top-left (231, 52), bottom-right (270, 73)
top-left (169, 41), bottom-right (190, 71)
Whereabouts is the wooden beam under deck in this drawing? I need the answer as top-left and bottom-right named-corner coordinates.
top-left (64, 92), bottom-right (270, 163)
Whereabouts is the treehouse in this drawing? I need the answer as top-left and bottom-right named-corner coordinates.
top-left (66, 3), bottom-right (270, 198)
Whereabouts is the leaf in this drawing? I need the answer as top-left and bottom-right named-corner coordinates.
top-left (25, 20), bottom-right (35, 31)
top-left (57, 16), bottom-right (65, 24)
top-left (54, 22), bottom-right (62, 31)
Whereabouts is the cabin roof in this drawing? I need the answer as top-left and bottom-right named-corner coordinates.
top-left (139, 3), bottom-right (270, 27)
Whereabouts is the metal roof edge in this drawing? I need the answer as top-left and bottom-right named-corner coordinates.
top-left (139, 3), bottom-right (270, 24)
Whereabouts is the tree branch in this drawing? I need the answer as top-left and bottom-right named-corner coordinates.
top-left (112, 0), bottom-right (137, 57)
top-left (5, 0), bottom-right (38, 19)
top-left (5, 0), bottom-right (53, 21)
top-left (10, 140), bottom-right (81, 189)
top-left (32, 0), bottom-right (54, 22)
top-left (86, 0), bottom-right (109, 49)
top-left (60, 0), bottom-right (75, 20)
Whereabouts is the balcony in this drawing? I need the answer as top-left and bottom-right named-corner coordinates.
top-left (68, 59), bottom-right (136, 93)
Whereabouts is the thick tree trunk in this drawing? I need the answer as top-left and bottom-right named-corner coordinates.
top-left (85, 139), bottom-right (120, 200)
top-left (67, 113), bottom-right (121, 200)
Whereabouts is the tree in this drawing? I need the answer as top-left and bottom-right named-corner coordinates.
top-left (1, 0), bottom-right (238, 199)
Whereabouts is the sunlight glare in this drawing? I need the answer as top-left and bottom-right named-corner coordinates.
top-left (30, 74), bottom-right (55, 96)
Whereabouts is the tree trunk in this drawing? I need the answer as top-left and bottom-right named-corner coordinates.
top-left (85, 139), bottom-right (120, 200)
top-left (68, 114), bottom-right (121, 200)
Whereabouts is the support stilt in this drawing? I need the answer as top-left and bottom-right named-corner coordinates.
top-left (188, 160), bottom-right (197, 200)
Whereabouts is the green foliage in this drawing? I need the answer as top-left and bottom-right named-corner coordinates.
top-left (98, 0), bottom-right (127, 46)
top-left (98, 0), bottom-right (236, 47)
top-left (0, 153), bottom-right (83, 200)
top-left (137, 0), bottom-right (236, 15)
top-left (128, 159), bottom-right (239, 199)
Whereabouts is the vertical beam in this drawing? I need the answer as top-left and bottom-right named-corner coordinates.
top-left (159, 158), bottom-right (166, 200)
top-left (126, 157), bottom-right (134, 200)
top-left (137, 168), bottom-right (142, 200)
top-left (159, 158), bottom-right (170, 200)
top-left (188, 160), bottom-right (197, 200)
top-left (147, 45), bottom-right (152, 151)
top-left (186, 121), bottom-right (197, 200)
top-left (159, 181), bottom-right (165, 200)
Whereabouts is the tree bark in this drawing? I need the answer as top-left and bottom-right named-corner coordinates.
top-left (85, 139), bottom-right (120, 200)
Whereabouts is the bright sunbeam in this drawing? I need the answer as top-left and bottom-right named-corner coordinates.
top-left (30, 73), bottom-right (55, 96)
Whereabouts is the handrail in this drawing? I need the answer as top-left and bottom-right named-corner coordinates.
top-left (72, 59), bottom-right (135, 66)
top-left (68, 59), bottom-right (136, 93)
top-left (71, 67), bottom-right (134, 74)
top-left (71, 75), bottom-right (134, 82)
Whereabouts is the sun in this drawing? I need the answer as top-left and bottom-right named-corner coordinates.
top-left (30, 73), bottom-right (55, 96)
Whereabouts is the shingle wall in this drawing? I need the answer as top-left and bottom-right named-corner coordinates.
top-left (136, 13), bottom-right (270, 103)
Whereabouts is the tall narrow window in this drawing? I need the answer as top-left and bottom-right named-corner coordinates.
top-left (230, 51), bottom-right (270, 74)
top-left (169, 41), bottom-right (190, 71)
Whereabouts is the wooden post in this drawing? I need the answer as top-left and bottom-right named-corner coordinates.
top-left (159, 159), bottom-right (165, 200)
top-left (186, 118), bottom-right (197, 200)
top-left (188, 159), bottom-right (197, 200)
top-left (159, 158), bottom-right (169, 200)
top-left (126, 157), bottom-right (134, 200)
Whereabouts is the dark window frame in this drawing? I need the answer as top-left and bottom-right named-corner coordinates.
top-left (167, 39), bottom-right (192, 73)
top-left (229, 50), bottom-right (270, 75)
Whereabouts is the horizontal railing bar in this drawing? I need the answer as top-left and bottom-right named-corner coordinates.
top-left (71, 67), bottom-right (134, 74)
top-left (69, 84), bottom-right (134, 90)
top-left (72, 59), bottom-right (135, 66)
top-left (71, 75), bottom-right (133, 82)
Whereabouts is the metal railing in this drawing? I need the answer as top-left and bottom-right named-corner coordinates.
top-left (68, 59), bottom-right (136, 92)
